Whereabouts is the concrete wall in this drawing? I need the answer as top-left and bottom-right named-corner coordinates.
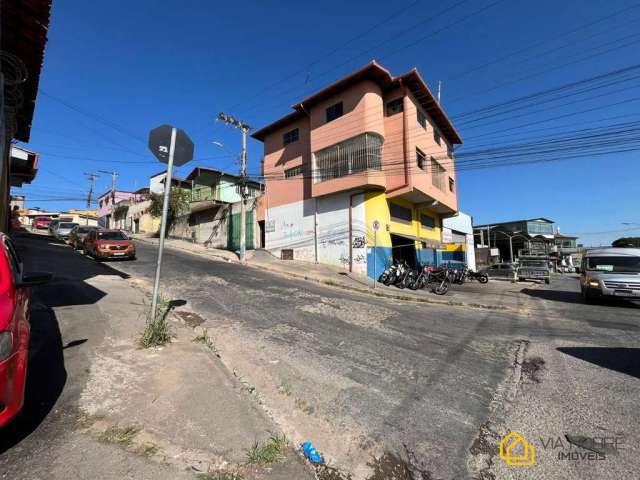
top-left (265, 191), bottom-right (366, 273)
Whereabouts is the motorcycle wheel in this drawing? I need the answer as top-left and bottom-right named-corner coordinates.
top-left (378, 273), bottom-right (388, 283)
top-left (478, 274), bottom-right (489, 284)
top-left (434, 279), bottom-right (450, 295)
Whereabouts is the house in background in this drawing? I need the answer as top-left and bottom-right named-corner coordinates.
top-left (97, 190), bottom-right (144, 228)
top-left (186, 167), bottom-right (263, 248)
top-left (252, 61), bottom-right (462, 279)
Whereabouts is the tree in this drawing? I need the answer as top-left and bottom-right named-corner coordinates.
top-left (149, 186), bottom-right (190, 237)
top-left (612, 237), bottom-right (640, 248)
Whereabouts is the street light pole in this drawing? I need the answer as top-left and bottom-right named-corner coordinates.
top-left (217, 112), bottom-right (251, 264)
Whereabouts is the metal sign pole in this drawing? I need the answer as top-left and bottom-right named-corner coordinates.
top-left (373, 230), bottom-right (377, 289)
top-left (150, 127), bottom-right (177, 321)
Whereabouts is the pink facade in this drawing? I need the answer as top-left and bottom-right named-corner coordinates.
top-left (253, 61), bottom-right (462, 216)
top-left (97, 191), bottom-right (140, 218)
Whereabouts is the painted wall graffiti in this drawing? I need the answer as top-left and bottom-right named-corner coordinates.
top-left (352, 235), bottom-right (365, 249)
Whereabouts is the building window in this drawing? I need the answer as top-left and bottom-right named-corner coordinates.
top-left (284, 165), bottom-right (303, 178)
top-left (326, 102), bottom-right (343, 123)
top-left (416, 148), bottom-right (426, 170)
top-left (434, 128), bottom-right (441, 145)
top-left (420, 214), bottom-right (435, 229)
top-left (283, 128), bottom-right (299, 146)
top-left (389, 202), bottom-right (412, 223)
top-left (314, 132), bottom-right (383, 183)
top-left (386, 98), bottom-right (403, 116)
top-left (417, 110), bottom-right (426, 129)
top-left (449, 177), bottom-right (455, 192)
top-left (430, 157), bottom-right (445, 191)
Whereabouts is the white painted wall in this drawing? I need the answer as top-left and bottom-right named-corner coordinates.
top-left (149, 173), bottom-right (166, 194)
top-left (265, 192), bottom-right (366, 273)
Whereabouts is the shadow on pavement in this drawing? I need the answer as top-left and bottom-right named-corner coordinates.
top-left (14, 232), bottom-right (130, 307)
top-left (521, 288), bottom-right (640, 308)
top-left (0, 305), bottom-right (66, 454)
top-left (0, 233), bottom-right (133, 454)
top-left (557, 347), bottom-right (640, 379)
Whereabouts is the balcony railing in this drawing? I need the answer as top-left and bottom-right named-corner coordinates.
top-left (192, 187), bottom-right (215, 202)
top-left (314, 132), bottom-right (383, 183)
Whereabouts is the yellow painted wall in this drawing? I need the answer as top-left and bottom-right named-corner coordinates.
top-left (364, 191), bottom-right (442, 248)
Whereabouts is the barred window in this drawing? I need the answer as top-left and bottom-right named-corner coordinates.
top-left (314, 132), bottom-right (383, 183)
top-left (284, 165), bottom-right (303, 178)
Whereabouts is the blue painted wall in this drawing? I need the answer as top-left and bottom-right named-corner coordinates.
top-left (367, 246), bottom-right (392, 279)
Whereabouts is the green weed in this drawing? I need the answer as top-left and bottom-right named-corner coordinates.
top-left (245, 434), bottom-right (288, 465)
top-left (139, 296), bottom-right (173, 348)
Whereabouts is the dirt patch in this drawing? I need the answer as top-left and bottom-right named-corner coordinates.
top-left (521, 356), bottom-right (545, 383)
top-left (366, 452), bottom-right (435, 480)
top-left (174, 310), bottom-right (206, 327)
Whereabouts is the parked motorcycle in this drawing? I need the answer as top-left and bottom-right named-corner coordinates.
top-left (426, 267), bottom-right (452, 295)
top-left (464, 266), bottom-right (489, 284)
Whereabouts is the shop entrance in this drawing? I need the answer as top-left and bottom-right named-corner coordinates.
top-left (390, 234), bottom-right (417, 268)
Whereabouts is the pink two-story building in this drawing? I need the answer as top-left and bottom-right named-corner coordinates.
top-left (253, 61), bottom-right (463, 278)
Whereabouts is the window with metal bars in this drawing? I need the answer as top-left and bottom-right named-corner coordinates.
top-left (284, 164), bottom-right (303, 178)
top-left (313, 132), bottom-right (383, 183)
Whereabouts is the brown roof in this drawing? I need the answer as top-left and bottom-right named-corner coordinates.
top-left (252, 60), bottom-right (462, 145)
top-left (2, 0), bottom-right (52, 142)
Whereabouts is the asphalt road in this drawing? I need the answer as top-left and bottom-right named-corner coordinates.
top-left (2, 235), bottom-right (639, 479)
top-left (111, 241), bottom-right (640, 478)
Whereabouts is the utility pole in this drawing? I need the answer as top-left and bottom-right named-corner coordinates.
top-left (84, 172), bottom-right (99, 225)
top-left (217, 112), bottom-right (251, 264)
top-left (98, 170), bottom-right (119, 228)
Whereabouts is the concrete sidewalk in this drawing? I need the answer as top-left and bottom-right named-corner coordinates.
top-left (3, 233), bottom-right (314, 480)
top-left (133, 234), bottom-right (543, 312)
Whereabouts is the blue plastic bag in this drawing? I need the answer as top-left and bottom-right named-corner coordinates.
top-left (302, 441), bottom-right (325, 465)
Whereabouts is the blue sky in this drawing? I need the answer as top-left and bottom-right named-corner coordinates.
top-left (17, 0), bottom-right (640, 245)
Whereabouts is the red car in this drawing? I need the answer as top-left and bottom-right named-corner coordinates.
top-left (0, 233), bottom-right (51, 428)
top-left (32, 217), bottom-right (51, 230)
top-left (83, 229), bottom-right (136, 260)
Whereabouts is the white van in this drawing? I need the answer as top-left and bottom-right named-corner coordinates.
top-left (580, 248), bottom-right (640, 303)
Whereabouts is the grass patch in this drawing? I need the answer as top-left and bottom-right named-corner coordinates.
top-left (197, 473), bottom-right (243, 480)
top-left (97, 425), bottom-right (140, 446)
top-left (246, 434), bottom-right (288, 465)
top-left (193, 328), bottom-right (220, 356)
top-left (139, 296), bottom-right (173, 348)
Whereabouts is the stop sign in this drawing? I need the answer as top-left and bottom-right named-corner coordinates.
top-left (148, 124), bottom-right (194, 166)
